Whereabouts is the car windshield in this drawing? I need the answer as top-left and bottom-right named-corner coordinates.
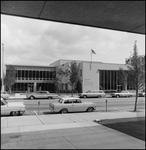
top-left (1, 98), bottom-right (8, 105)
top-left (58, 98), bottom-right (63, 103)
top-left (86, 90), bottom-right (91, 93)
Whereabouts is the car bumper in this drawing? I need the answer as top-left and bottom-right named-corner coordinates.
top-left (48, 107), bottom-right (56, 112)
top-left (19, 108), bottom-right (26, 114)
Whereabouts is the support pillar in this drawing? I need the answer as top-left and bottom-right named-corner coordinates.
top-left (34, 82), bottom-right (36, 92)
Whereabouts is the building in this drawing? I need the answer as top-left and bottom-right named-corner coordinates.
top-left (5, 64), bottom-right (56, 93)
top-left (57, 60), bottom-right (129, 93)
top-left (5, 59), bottom-right (134, 93)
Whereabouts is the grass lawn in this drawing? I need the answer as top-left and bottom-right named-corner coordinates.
top-left (99, 117), bottom-right (145, 141)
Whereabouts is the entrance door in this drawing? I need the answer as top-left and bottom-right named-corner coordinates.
top-left (117, 85), bottom-right (122, 92)
top-left (28, 83), bottom-right (34, 92)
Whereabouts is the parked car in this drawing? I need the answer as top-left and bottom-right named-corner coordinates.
top-left (138, 91), bottom-right (145, 97)
top-left (1, 97), bottom-right (26, 116)
top-left (1, 91), bottom-right (9, 100)
top-left (78, 90), bottom-right (106, 98)
top-left (49, 97), bottom-right (96, 113)
top-left (110, 90), bottom-right (133, 98)
top-left (26, 91), bottom-right (59, 100)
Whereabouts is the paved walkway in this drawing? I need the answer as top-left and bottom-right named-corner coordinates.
top-left (1, 110), bottom-right (145, 149)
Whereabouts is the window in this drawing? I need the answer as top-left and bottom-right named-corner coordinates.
top-left (1, 101), bottom-right (4, 105)
top-left (64, 99), bottom-right (72, 104)
top-left (58, 98), bottom-right (63, 103)
top-left (73, 99), bottom-right (81, 103)
top-left (80, 69), bottom-right (82, 76)
top-left (25, 70), bottom-right (28, 78)
top-left (86, 90), bottom-right (91, 93)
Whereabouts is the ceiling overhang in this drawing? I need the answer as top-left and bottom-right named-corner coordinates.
top-left (1, 1), bottom-right (145, 34)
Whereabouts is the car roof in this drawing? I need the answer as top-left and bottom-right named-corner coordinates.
top-left (61, 97), bottom-right (80, 100)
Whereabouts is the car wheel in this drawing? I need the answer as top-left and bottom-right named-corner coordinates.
top-left (30, 96), bottom-right (35, 100)
top-left (97, 95), bottom-right (101, 98)
top-left (83, 95), bottom-right (87, 98)
top-left (87, 107), bottom-right (94, 112)
top-left (10, 111), bottom-right (19, 116)
top-left (116, 95), bottom-right (120, 98)
top-left (61, 108), bottom-right (68, 114)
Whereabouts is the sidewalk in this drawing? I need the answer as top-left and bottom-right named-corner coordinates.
top-left (1, 110), bottom-right (145, 149)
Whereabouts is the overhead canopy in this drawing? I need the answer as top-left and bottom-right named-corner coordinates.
top-left (1, 1), bottom-right (145, 34)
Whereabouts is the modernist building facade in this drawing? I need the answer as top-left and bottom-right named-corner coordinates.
top-left (52, 60), bottom-right (130, 93)
top-left (5, 59), bottom-right (134, 93)
top-left (5, 64), bottom-right (56, 93)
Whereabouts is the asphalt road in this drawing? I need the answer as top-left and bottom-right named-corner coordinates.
top-left (7, 97), bottom-right (145, 115)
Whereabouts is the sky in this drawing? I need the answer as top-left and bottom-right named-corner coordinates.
top-left (1, 14), bottom-right (145, 68)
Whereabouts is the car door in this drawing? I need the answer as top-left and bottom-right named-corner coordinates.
top-left (72, 99), bottom-right (83, 112)
top-left (123, 91), bottom-right (128, 97)
top-left (41, 91), bottom-right (47, 98)
top-left (90, 91), bottom-right (95, 97)
top-left (63, 99), bottom-right (73, 112)
top-left (120, 91), bottom-right (124, 97)
top-left (1, 101), bottom-right (10, 115)
top-left (86, 90), bottom-right (92, 98)
top-left (95, 91), bottom-right (100, 97)
top-left (36, 91), bottom-right (42, 98)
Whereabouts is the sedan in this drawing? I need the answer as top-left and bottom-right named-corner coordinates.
top-left (78, 90), bottom-right (106, 98)
top-left (110, 90), bottom-right (133, 98)
top-left (26, 91), bottom-right (59, 100)
top-left (138, 91), bottom-right (145, 97)
top-left (49, 97), bottom-right (96, 113)
top-left (1, 91), bottom-right (9, 100)
top-left (1, 97), bottom-right (26, 116)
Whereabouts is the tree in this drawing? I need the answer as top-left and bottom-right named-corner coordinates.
top-left (118, 68), bottom-right (128, 90)
top-left (65, 61), bottom-right (79, 96)
top-left (4, 65), bottom-right (16, 93)
top-left (127, 41), bottom-right (145, 111)
top-left (75, 79), bottom-right (82, 93)
top-left (53, 67), bottom-right (65, 94)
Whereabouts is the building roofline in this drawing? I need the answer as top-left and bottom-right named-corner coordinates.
top-left (5, 64), bottom-right (55, 68)
top-left (56, 59), bottom-right (127, 65)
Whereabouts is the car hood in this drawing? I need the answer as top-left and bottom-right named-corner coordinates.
top-left (82, 102), bottom-right (95, 104)
top-left (7, 102), bottom-right (25, 107)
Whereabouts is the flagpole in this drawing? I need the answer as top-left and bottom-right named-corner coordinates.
top-left (1, 43), bottom-right (4, 91)
top-left (90, 49), bottom-right (92, 70)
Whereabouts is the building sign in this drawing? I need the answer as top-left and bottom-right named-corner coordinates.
top-left (84, 79), bottom-right (93, 86)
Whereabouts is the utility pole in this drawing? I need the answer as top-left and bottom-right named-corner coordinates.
top-left (1, 43), bottom-right (4, 91)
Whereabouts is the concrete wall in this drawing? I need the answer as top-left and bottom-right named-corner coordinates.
top-left (81, 62), bottom-right (128, 93)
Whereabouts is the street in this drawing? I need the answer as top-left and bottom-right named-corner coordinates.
top-left (7, 97), bottom-right (145, 116)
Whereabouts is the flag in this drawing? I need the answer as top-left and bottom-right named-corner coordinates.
top-left (91, 49), bottom-right (96, 54)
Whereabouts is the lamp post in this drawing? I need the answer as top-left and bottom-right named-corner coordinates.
top-left (1, 43), bottom-right (4, 91)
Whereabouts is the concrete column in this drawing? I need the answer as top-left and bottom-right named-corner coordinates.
top-left (34, 82), bottom-right (36, 92)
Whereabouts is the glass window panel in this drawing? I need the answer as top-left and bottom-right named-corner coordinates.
top-left (50, 72), bottom-right (53, 79)
top-left (18, 70), bottom-right (21, 77)
top-left (22, 70), bottom-right (24, 78)
top-left (40, 71), bottom-right (42, 78)
top-left (33, 71), bottom-right (35, 79)
top-left (25, 70), bottom-right (28, 78)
